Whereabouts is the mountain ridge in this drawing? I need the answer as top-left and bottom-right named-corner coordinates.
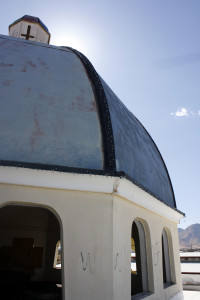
top-left (178, 223), bottom-right (200, 250)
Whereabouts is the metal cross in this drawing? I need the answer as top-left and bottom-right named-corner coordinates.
top-left (21, 25), bottom-right (34, 40)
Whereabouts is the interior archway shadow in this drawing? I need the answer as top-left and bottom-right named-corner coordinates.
top-left (0, 204), bottom-right (62, 300)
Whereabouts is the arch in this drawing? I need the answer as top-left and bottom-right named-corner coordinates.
top-left (162, 228), bottom-right (175, 287)
top-left (131, 219), bottom-right (149, 297)
top-left (0, 204), bottom-right (63, 299)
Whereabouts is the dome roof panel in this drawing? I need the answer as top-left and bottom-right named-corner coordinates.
top-left (101, 80), bottom-right (175, 207)
top-left (0, 36), bottom-right (103, 170)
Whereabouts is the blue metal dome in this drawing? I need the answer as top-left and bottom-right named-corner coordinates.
top-left (0, 34), bottom-right (176, 208)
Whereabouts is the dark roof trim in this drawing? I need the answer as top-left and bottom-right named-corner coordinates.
top-left (66, 47), bottom-right (116, 172)
top-left (0, 160), bottom-right (184, 216)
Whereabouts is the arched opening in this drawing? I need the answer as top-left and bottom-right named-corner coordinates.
top-left (131, 219), bottom-right (148, 297)
top-left (162, 228), bottom-right (172, 287)
top-left (0, 205), bottom-right (62, 300)
top-left (53, 240), bottom-right (61, 269)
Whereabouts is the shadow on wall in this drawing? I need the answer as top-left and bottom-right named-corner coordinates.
top-left (0, 205), bottom-right (62, 300)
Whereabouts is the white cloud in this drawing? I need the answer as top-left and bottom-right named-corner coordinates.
top-left (176, 107), bottom-right (188, 117)
top-left (171, 107), bottom-right (188, 117)
top-left (170, 108), bottom-right (200, 117)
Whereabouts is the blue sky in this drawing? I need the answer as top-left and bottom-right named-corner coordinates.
top-left (1, 0), bottom-right (200, 228)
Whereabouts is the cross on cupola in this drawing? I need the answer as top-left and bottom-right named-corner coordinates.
top-left (21, 25), bottom-right (34, 40)
top-left (9, 15), bottom-right (51, 44)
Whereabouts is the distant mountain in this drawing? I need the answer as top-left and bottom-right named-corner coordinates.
top-left (178, 224), bottom-right (200, 250)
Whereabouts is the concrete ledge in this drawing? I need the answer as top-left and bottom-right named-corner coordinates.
top-left (183, 285), bottom-right (200, 291)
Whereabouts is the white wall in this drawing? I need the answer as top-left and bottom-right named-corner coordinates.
top-left (0, 169), bottom-right (183, 300)
top-left (112, 195), bottom-right (182, 300)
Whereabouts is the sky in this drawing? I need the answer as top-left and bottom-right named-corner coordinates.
top-left (1, 0), bottom-right (200, 229)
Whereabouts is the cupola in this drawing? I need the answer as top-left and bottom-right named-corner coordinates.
top-left (9, 15), bottom-right (50, 44)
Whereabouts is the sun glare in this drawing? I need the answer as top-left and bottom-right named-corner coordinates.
top-left (51, 34), bottom-right (88, 53)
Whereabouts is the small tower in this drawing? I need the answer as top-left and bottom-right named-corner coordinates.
top-left (9, 15), bottom-right (50, 44)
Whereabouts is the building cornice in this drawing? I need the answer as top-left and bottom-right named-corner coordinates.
top-left (0, 166), bottom-right (184, 223)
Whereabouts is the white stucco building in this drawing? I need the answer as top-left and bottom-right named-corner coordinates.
top-left (0, 15), bottom-right (184, 300)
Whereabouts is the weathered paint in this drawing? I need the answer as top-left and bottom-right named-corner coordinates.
top-left (0, 33), bottom-right (177, 210)
top-left (0, 35), bottom-right (103, 170)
